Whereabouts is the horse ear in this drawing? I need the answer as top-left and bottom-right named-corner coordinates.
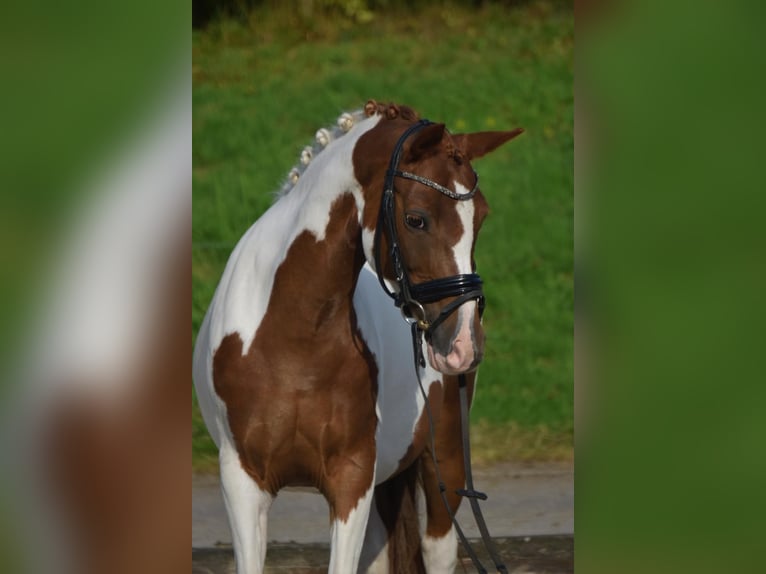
top-left (451, 128), bottom-right (524, 160)
top-left (406, 123), bottom-right (446, 161)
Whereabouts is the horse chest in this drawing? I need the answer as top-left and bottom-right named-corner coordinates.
top-left (211, 328), bottom-right (378, 490)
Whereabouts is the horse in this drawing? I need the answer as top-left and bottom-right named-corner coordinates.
top-left (193, 100), bottom-right (523, 573)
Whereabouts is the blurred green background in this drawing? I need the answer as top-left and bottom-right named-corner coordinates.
top-left (3, 0), bottom-right (764, 571)
top-left (192, 0), bottom-right (573, 470)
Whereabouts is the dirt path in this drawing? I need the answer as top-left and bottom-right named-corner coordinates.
top-left (193, 461), bottom-right (573, 557)
top-left (192, 463), bottom-right (574, 574)
top-left (194, 461), bottom-right (573, 546)
top-left (193, 535), bottom-right (574, 573)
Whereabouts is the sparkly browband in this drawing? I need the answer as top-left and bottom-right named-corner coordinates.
top-left (391, 170), bottom-right (479, 200)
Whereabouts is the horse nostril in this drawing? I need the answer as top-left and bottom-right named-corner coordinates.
top-left (446, 352), bottom-right (463, 370)
top-left (446, 340), bottom-right (472, 370)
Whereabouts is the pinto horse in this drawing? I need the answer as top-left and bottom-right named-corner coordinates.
top-left (193, 101), bottom-right (523, 573)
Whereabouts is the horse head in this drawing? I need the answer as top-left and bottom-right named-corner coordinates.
top-left (354, 107), bottom-right (523, 375)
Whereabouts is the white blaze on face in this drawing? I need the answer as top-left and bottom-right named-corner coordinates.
top-left (431, 181), bottom-right (478, 373)
top-left (452, 183), bottom-right (476, 275)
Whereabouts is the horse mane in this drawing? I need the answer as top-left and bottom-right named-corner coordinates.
top-left (276, 99), bottom-right (420, 199)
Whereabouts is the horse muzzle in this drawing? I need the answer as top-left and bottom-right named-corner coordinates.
top-left (425, 299), bottom-right (485, 375)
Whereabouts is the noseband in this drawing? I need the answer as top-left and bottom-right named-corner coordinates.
top-left (373, 120), bottom-right (485, 338)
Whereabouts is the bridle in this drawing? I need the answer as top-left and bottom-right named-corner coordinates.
top-left (372, 119), bottom-right (485, 339)
top-left (371, 119), bottom-right (509, 573)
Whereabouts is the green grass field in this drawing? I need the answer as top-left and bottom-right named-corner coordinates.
top-left (193, 1), bottom-right (573, 470)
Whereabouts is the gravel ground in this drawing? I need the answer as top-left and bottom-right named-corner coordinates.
top-left (193, 536), bottom-right (574, 573)
top-left (193, 460), bottom-right (573, 572)
top-left (193, 461), bottom-right (573, 547)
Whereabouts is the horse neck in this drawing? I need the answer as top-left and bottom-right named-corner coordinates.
top-left (278, 187), bottom-right (366, 313)
top-left (211, 114), bottom-right (385, 353)
top-left (256, 117), bottom-right (385, 334)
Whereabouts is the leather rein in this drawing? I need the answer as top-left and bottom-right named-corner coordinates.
top-left (372, 119), bottom-right (508, 573)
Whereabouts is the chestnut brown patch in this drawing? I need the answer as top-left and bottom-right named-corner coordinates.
top-left (212, 193), bottom-right (379, 521)
top-left (420, 373), bottom-right (477, 538)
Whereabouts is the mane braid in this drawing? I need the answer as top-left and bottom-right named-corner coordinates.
top-left (275, 108), bottom-right (367, 200)
top-left (275, 100), bottom-right (421, 200)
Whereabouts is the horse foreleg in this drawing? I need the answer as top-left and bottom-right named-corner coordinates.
top-left (419, 373), bottom-right (475, 574)
top-left (219, 444), bottom-right (273, 574)
top-left (422, 527), bottom-right (458, 574)
top-left (358, 494), bottom-right (390, 573)
top-left (326, 462), bottom-right (376, 574)
top-left (420, 447), bottom-right (463, 574)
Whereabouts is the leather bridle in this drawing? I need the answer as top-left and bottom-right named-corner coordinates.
top-left (372, 119), bottom-right (485, 339)
top-left (371, 119), bottom-right (509, 573)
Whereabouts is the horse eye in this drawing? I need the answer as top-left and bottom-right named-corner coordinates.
top-left (404, 213), bottom-right (426, 230)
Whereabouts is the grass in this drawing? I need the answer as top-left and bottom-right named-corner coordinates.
top-left (471, 420), bottom-right (573, 465)
top-left (192, 1), bottom-right (573, 470)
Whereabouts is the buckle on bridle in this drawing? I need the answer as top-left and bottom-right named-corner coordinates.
top-left (400, 300), bottom-right (430, 331)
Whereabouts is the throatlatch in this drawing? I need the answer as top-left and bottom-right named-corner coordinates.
top-left (373, 120), bottom-right (508, 574)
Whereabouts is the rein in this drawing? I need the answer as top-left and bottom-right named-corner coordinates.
top-left (373, 120), bottom-right (507, 573)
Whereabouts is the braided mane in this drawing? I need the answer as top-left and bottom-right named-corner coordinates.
top-left (276, 100), bottom-right (420, 198)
